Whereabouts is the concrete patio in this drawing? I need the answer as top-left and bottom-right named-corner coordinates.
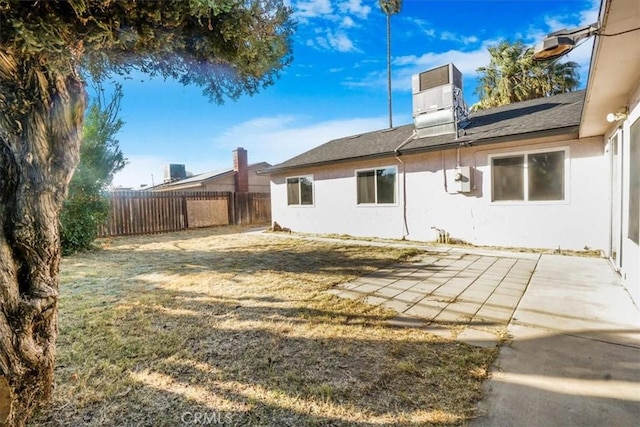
top-left (327, 249), bottom-right (540, 345)
top-left (324, 241), bottom-right (640, 426)
top-left (472, 254), bottom-right (640, 426)
top-left (265, 231), bottom-right (640, 425)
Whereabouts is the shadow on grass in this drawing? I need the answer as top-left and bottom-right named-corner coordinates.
top-left (100, 247), bottom-right (420, 278)
top-left (38, 282), bottom-right (493, 426)
top-left (38, 279), bottom-right (640, 427)
top-left (40, 232), bottom-right (639, 426)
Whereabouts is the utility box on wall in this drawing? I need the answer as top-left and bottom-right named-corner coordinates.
top-left (454, 166), bottom-right (472, 193)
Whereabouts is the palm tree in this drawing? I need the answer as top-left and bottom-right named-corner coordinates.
top-left (473, 41), bottom-right (579, 110)
top-left (379, 0), bottom-right (402, 128)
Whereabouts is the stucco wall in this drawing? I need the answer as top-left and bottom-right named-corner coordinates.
top-left (610, 80), bottom-right (640, 305)
top-left (247, 168), bottom-right (271, 193)
top-left (270, 135), bottom-right (608, 251)
top-left (202, 175), bottom-right (236, 192)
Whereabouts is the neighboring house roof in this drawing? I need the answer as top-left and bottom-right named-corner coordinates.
top-left (164, 168), bottom-right (235, 187)
top-left (158, 162), bottom-right (271, 190)
top-left (263, 90), bottom-right (585, 174)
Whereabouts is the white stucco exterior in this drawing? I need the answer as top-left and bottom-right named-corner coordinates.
top-left (271, 134), bottom-right (608, 251)
top-left (604, 82), bottom-right (640, 305)
top-left (575, 0), bottom-right (640, 307)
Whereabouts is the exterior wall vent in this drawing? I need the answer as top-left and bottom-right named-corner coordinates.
top-left (411, 63), bottom-right (468, 138)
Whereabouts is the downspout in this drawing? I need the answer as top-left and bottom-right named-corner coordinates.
top-left (394, 130), bottom-right (417, 239)
top-left (442, 150), bottom-right (448, 192)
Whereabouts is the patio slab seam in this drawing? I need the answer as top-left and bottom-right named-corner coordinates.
top-left (329, 250), bottom-right (537, 346)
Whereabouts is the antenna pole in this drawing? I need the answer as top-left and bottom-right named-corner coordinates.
top-left (386, 13), bottom-right (393, 129)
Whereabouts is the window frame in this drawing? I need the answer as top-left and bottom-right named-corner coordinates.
top-left (354, 165), bottom-right (398, 206)
top-left (285, 174), bottom-right (315, 207)
top-left (488, 147), bottom-right (570, 205)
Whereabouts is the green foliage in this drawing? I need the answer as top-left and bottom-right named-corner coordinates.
top-left (473, 40), bottom-right (579, 110)
top-left (379, 0), bottom-right (402, 15)
top-left (59, 190), bottom-right (109, 255)
top-left (0, 0), bottom-right (294, 106)
top-left (60, 83), bottom-right (127, 254)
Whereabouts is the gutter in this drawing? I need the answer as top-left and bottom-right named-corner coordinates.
top-left (261, 125), bottom-right (580, 175)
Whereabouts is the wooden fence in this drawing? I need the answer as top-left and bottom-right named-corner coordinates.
top-left (97, 191), bottom-right (271, 237)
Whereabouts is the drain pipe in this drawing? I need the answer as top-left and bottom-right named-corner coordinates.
top-left (442, 150), bottom-right (448, 192)
top-left (394, 130), bottom-right (417, 239)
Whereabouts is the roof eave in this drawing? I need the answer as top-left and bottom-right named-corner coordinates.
top-left (263, 125), bottom-right (580, 174)
top-left (257, 151), bottom-right (402, 175)
top-left (404, 125), bottom-right (580, 154)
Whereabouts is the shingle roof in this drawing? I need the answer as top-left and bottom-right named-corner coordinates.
top-left (161, 168), bottom-right (234, 187)
top-left (264, 90), bottom-right (585, 173)
top-left (161, 162), bottom-right (271, 188)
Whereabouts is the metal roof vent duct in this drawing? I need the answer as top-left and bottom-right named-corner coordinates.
top-left (411, 63), bottom-right (468, 138)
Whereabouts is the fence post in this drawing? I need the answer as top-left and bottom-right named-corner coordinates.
top-left (182, 194), bottom-right (189, 229)
top-left (230, 192), bottom-right (236, 225)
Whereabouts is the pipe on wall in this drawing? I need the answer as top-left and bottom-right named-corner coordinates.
top-left (394, 130), bottom-right (417, 239)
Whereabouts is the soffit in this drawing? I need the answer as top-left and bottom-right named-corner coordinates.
top-left (581, 0), bottom-right (640, 137)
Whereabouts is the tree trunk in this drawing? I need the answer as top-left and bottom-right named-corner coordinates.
top-left (0, 52), bottom-right (85, 426)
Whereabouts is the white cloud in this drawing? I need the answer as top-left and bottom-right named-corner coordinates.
top-left (440, 31), bottom-right (479, 45)
top-left (308, 29), bottom-right (358, 52)
top-left (210, 115), bottom-right (387, 167)
top-left (544, 17), bottom-right (567, 33)
top-left (341, 16), bottom-right (356, 28)
top-left (564, 37), bottom-right (595, 85)
top-left (342, 38), bottom-right (500, 96)
top-left (310, 36), bottom-right (329, 50)
top-left (327, 31), bottom-right (357, 52)
top-left (338, 0), bottom-right (371, 19)
top-left (294, 0), bottom-right (333, 22)
top-left (521, 26), bottom-right (547, 44)
top-left (580, 0), bottom-right (600, 25)
top-left (402, 16), bottom-right (436, 38)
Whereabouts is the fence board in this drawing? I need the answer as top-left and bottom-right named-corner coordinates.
top-left (97, 191), bottom-right (270, 237)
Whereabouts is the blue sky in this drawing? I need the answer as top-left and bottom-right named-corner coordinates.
top-left (109, 0), bottom-right (599, 188)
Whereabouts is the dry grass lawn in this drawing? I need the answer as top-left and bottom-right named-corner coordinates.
top-left (30, 227), bottom-right (496, 426)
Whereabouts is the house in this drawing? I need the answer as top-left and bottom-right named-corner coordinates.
top-left (577, 0), bottom-right (640, 304)
top-left (263, 0), bottom-right (639, 305)
top-left (154, 147), bottom-right (271, 193)
top-left (265, 89), bottom-right (602, 249)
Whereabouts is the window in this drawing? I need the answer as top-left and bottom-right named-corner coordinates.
top-left (286, 176), bottom-right (313, 206)
top-left (491, 149), bottom-right (566, 202)
top-left (357, 167), bottom-right (396, 204)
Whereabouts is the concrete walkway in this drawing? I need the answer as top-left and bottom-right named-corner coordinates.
top-left (470, 254), bottom-right (640, 427)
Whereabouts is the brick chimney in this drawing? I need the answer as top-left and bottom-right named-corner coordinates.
top-left (233, 147), bottom-right (249, 193)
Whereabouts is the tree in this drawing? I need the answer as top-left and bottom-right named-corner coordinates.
top-left (0, 1), bottom-right (293, 425)
top-left (379, 0), bottom-right (402, 128)
top-left (60, 83), bottom-right (127, 255)
top-left (473, 40), bottom-right (579, 110)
